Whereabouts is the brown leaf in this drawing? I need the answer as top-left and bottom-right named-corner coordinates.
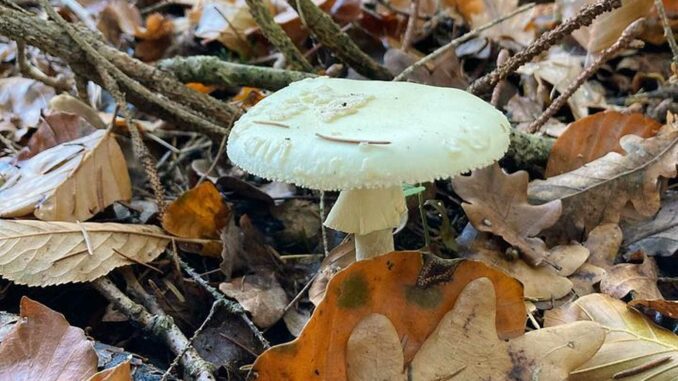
top-left (383, 48), bottom-right (468, 88)
top-left (546, 111), bottom-right (662, 177)
top-left (0, 130), bottom-right (132, 221)
top-left (87, 361), bottom-right (132, 381)
top-left (219, 271), bottom-right (288, 328)
top-left (528, 124), bottom-right (678, 241)
top-left (623, 191), bottom-right (678, 257)
top-left (252, 252), bottom-right (526, 380)
top-left (193, 0), bottom-right (260, 57)
top-left (453, 164), bottom-right (562, 265)
top-left (308, 236), bottom-right (355, 306)
top-left (544, 293), bottom-right (678, 380)
top-left (600, 252), bottom-right (663, 300)
top-left (346, 278), bottom-right (604, 380)
top-left (0, 297), bottom-right (98, 380)
top-left (0, 77), bottom-right (55, 131)
top-left (220, 214), bottom-right (283, 278)
top-left (583, 223), bottom-right (623, 269)
top-left (134, 13), bottom-right (173, 62)
top-left (0, 220), bottom-right (169, 286)
top-left (17, 111), bottom-right (98, 161)
top-left (629, 299), bottom-right (678, 319)
top-left (163, 181), bottom-right (230, 239)
top-left (469, 0), bottom-right (536, 46)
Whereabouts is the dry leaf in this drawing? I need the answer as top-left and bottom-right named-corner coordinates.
top-left (194, 0), bottom-right (261, 56)
top-left (528, 124), bottom-right (678, 241)
top-left (16, 111), bottom-right (98, 161)
top-left (383, 48), bottom-right (468, 88)
top-left (623, 191), bottom-right (678, 257)
top-left (559, 0), bottom-right (653, 52)
top-left (219, 271), bottom-right (288, 328)
top-left (134, 13), bottom-right (173, 62)
top-left (87, 361), bottom-right (132, 381)
top-left (252, 252), bottom-right (526, 380)
top-left (546, 111), bottom-right (662, 177)
top-left (583, 223), bottom-right (623, 269)
top-left (0, 77), bottom-right (55, 133)
top-left (97, 0), bottom-right (143, 45)
top-left (0, 130), bottom-right (132, 221)
top-left (220, 214), bottom-right (283, 278)
top-left (600, 252), bottom-right (663, 300)
top-left (0, 219), bottom-right (169, 286)
top-left (464, 238), bottom-right (587, 300)
top-left (0, 297), bottom-right (98, 381)
top-left (162, 181), bottom-right (230, 239)
top-left (453, 164), bottom-right (562, 266)
top-left (469, 0), bottom-right (536, 46)
top-left (346, 278), bottom-right (604, 380)
top-left (309, 236), bottom-right (355, 306)
top-left (545, 293), bottom-right (678, 380)
top-left (629, 299), bottom-right (678, 319)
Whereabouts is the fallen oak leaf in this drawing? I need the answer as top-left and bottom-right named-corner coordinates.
top-left (629, 299), bottom-right (678, 319)
top-left (546, 111), bottom-right (662, 177)
top-left (16, 111), bottom-right (98, 161)
top-left (252, 252), bottom-right (526, 380)
top-left (0, 219), bottom-right (169, 286)
top-left (347, 278), bottom-right (604, 380)
top-left (622, 191), bottom-right (678, 257)
top-left (600, 252), bottom-right (663, 300)
top-left (0, 297), bottom-right (98, 381)
top-left (545, 293), bottom-right (678, 380)
top-left (162, 181), bottom-right (230, 239)
top-left (528, 123), bottom-right (678, 241)
top-left (452, 163), bottom-right (562, 266)
top-left (0, 130), bottom-right (132, 222)
top-left (87, 361), bottom-right (132, 381)
top-left (219, 271), bottom-right (288, 328)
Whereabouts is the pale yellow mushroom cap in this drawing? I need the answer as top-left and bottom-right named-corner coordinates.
top-left (226, 77), bottom-right (511, 191)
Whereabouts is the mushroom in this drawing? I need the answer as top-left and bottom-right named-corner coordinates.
top-left (226, 77), bottom-right (510, 260)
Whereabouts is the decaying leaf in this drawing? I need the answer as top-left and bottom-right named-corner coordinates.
top-left (383, 48), bottom-right (468, 88)
top-left (87, 361), bottom-right (132, 381)
top-left (529, 124), bottom-right (678, 240)
top-left (464, 238), bottom-right (588, 300)
top-left (219, 271), bottom-right (288, 328)
top-left (133, 13), bottom-right (173, 62)
top-left (0, 220), bottom-right (169, 286)
top-left (453, 163), bottom-right (562, 265)
top-left (546, 111), bottom-right (662, 177)
top-left (629, 299), bottom-right (678, 319)
top-left (16, 111), bottom-right (98, 161)
top-left (0, 297), bottom-right (98, 381)
top-left (568, 223), bottom-right (622, 295)
top-left (346, 278), bottom-right (604, 380)
top-left (193, 0), bottom-right (262, 56)
top-left (600, 252), bottom-right (663, 300)
top-left (0, 130), bottom-right (132, 221)
top-left (623, 191), bottom-right (678, 257)
top-left (162, 181), bottom-right (230, 239)
top-left (545, 293), bottom-right (678, 380)
top-left (309, 236), bottom-right (355, 306)
top-left (252, 252), bottom-right (526, 380)
top-left (0, 77), bottom-right (55, 132)
top-left (469, 0), bottom-right (536, 46)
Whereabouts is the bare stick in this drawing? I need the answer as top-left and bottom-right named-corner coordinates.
top-left (16, 40), bottom-right (72, 92)
top-left (527, 19), bottom-right (646, 133)
top-left (92, 277), bottom-right (216, 381)
top-left (287, 0), bottom-right (393, 80)
top-left (654, 0), bottom-right (678, 64)
top-left (245, 0), bottom-right (313, 71)
top-left (402, 0), bottom-right (421, 51)
top-left (394, 3), bottom-right (535, 81)
top-left (468, 0), bottom-right (623, 95)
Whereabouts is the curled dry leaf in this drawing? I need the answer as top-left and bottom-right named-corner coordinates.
top-left (629, 299), bottom-right (678, 319)
top-left (452, 163), bottom-right (562, 266)
top-left (87, 361), bottom-right (132, 381)
top-left (16, 111), bottom-right (98, 161)
top-left (0, 220), bottom-right (169, 286)
top-left (252, 252), bottom-right (526, 380)
top-left (0, 130), bottom-right (132, 221)
top-left (546, 111), bottom-right (662, 177)
top-left (162, 181), bottom-right (230, 239)
top-left (219, 271), bottom-right (289, 328)
top-left (545, 293), bottom-right (678, 381)
top-left (600, 252), bottom-right (663, 300)
top-left (0, 297), bottom-right (98, 381)
top-left (346, 278), bottom-right (604, 380)
top-left (529, 124), bottom-right (678, 241)
top-left (464, 238), bottom-right (588, 301)
top-left (623, 191), bottom-right (678, 257)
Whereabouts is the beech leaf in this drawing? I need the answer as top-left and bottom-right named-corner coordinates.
top-left (0, 130), bottom-right (132, 222)
top-left (0, 220), bottom-right (169, 286)
top-left (162, 181), bottom-right (230, 239)
top-left (453, 163), bottom-right (562, 266)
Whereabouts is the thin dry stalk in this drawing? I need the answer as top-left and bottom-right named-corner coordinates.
top-left (16, 40), bottom-right (72, 92)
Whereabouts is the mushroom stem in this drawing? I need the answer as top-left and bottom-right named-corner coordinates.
top-left (355, 229), bottom-right (395, 260)
top-left (324, 185), bottom-right (406, 261)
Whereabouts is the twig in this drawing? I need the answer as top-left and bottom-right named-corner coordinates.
top-left (287, 0), bottom-right (393, 80)
top-left (394, 3), bottom-right (535, 81)
top-left (402, 0), bottom-right (421, 51)
top-left (245, 0), bottom-right (313, 71)
top-left (468, 0), bottom-right (623, 95)
top-left (178, 259), bottom-right (270, 349)
top-left (157, 56), bottom-right (316, 90)
top-left (315, 132), bottom-right (391, 144)
top-left (654, 0), bottom-right (678, 65)
top-left (161, 300), bottom-right (222, 381)
top-left (612, 355), bottom-right (672, 379)
top-left (527, 19), bottom-right (646, 133)
top-left (16, 40), bottom-right (72, 92)
top-left (491, 49), bottom-right (510, 107)
top-left (92, 277), bottom-right (216, 381)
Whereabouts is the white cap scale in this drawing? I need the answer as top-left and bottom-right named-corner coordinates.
top-left (227, 77), bottom-right (511, 260)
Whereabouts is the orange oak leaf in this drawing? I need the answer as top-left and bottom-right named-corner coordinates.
top-left (162, 181), bottom-right (230, 239)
